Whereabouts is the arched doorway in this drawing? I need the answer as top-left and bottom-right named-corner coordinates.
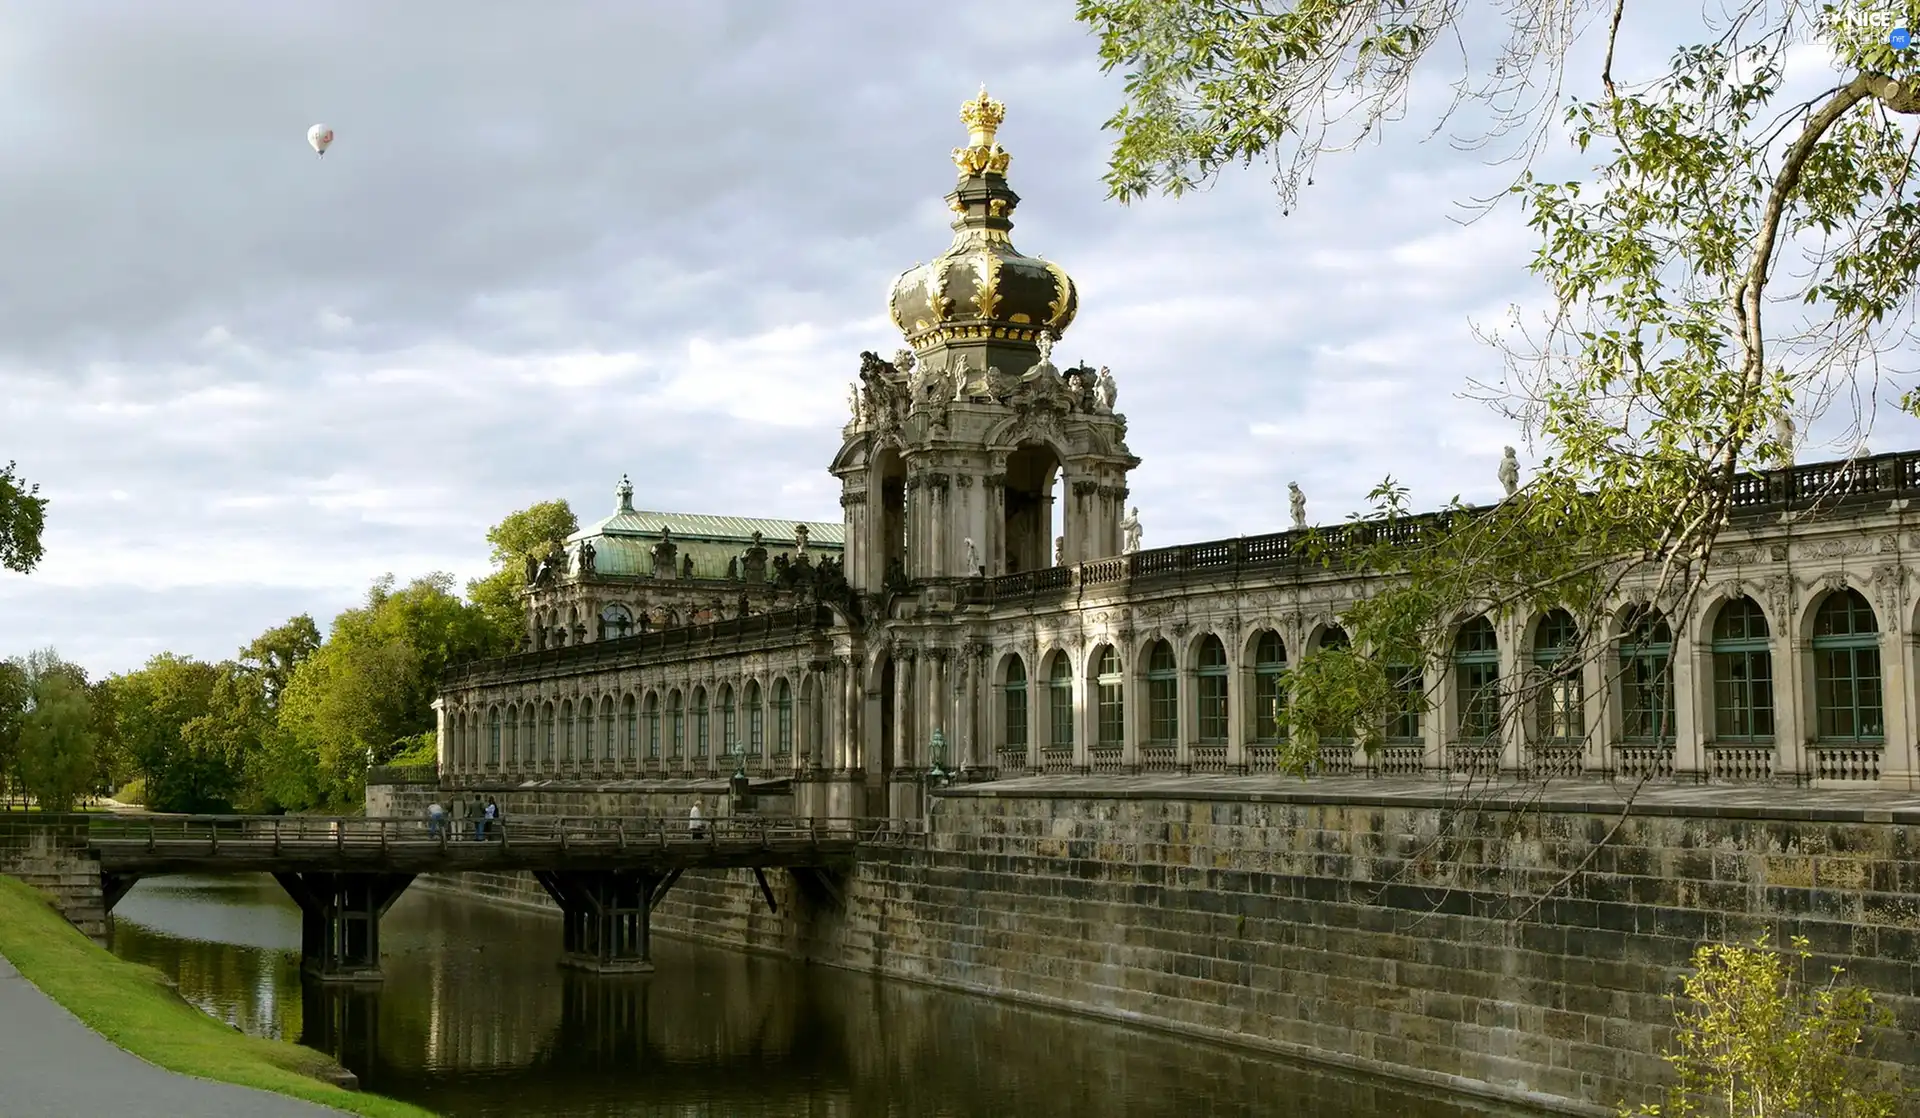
top-left (1004, 442), bottom-right (1063, 572)
top-left (871, 446), bottom-right (907, 584)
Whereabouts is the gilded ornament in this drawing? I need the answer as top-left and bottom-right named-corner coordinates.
top-left (927, 262), bottom-right (951, 322)
top-left (972, 251), bottom-right (1000, 319)
top-left (1043, 259), bottom-right (1075, 328)
top-left (950, 198), bottom-right (967, 214)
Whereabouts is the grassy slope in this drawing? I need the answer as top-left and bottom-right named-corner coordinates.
top-left (0, 875), bottom-right (436, 1118)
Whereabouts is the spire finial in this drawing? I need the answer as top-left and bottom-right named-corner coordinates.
top-left (953, 88), bottom-right (1010, 177)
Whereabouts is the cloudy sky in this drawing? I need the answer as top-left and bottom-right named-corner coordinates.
top-left (1, 1), bottom-right (1914, 679)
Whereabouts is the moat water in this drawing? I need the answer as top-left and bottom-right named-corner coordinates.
top-left (110, 875), bottom-right (1544, 1117)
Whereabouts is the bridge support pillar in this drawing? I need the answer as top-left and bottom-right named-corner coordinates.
top-left (533, 869), bottom-right (676, 975)
top-left (272, 871), bottom-right (414, 983)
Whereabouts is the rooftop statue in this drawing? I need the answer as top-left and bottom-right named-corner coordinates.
top-left (1289, 483), bottom-right (1307, 530)
top-left (1499, 447), bottom-right (1519, 498)
top-left (1121, 507), bottom-right (1142, 554)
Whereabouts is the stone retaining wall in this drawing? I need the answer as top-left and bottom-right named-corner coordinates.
top-left (0, 815), bottom-right (107, 942)
top-left (386, 781), bottom-right (1920, 1116)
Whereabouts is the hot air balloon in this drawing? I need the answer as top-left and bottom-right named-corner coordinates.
top-left (307, 124), bottom-right (333, 157)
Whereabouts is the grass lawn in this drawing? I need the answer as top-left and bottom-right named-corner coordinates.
top-left (0, 875), bottom-right (437, 1118)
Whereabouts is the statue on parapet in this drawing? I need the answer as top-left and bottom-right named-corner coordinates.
top-left (650, 526), bottom-right (678, 579)
top-left (1121, 507), bottom-right (1142, 554)
top-left (743, 530), bottom-right (769, 582)
top-left (1054, 535), bottom-right (1065, 567)
top-left (1289, 483), bottom-right (1307, 530)
top-left (1773, 409), bottom-right (1797, 469)
top-left (576, 539), bottom-right (596, 576)
top-left (681, 554), bottom-right (695, 579)
top-left (794, 523), bottom-right (811, 557)
top-left (1035, 329), bottom-right (1055, 369)
top-left (963, 536), bottom-right (980, 574)
top-left (1095, 367), bottom-right (1117, 415)
top-left (1498, 447), bottom-right (1519, 498)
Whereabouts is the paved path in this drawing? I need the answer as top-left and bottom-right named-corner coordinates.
top-left (0, 952), bottom-right (345, 1117)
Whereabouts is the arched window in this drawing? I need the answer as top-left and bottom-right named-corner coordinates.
top-left (1048, 654), bottom-right (1074, 749)
top-left (599, 603), bottom-right (633, 641)
top-left (1620, 609), bottom-right (1674, 743)
top-left (542, 703), bottom-right (556, 763)
top-left (1003, 657), bottom-right (1029, 750)
top-left (1145, 641), bottom-right (1177, 744)
top-left (747, 682), bottom-right (765, 757)
top-left (1197, 636), bottom-right (1229, 743)
top-left (1533, 609), bottom-right (1582, 743)
top-left (669, 690), bottom-right (685, 758)
top-left (1315, 627), bottom-right (1353, 744)
top-left (1387, 664), bottom-right (1424, 743)
top-left (775, 680), bottom-right (793, 755)
top-left (601, 696), bottom-right (617, 762)
top-left (1251, 631), bottom-right (1286, 743)
top-left (1095, 647), bottom-right (1125, 747)
top-left (1812, 590), bottom-right (1883, 741)
top-left (1712, 598), bottom-right (1773, 740)
top-left (693, 687), bottom-right (710, 758)
top-left (487, 708), bottom-right (501, 765)
top-left (1454, 618), bottom-right (1500, 741)
top-left (720, 684), bottom-right (738, 757)
top-left (646, 693), bottom-right (661, 759)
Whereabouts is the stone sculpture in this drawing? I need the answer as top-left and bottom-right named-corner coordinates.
top-left (1035, 329), bottom-right (1054, 368)
top-left (847, 383), bottom-right (861, 421)
top-left (795, 524), bottom-right (811, 556)
top-left (1499, 447), bottom-right (1519, 498)
top-left (576, 539), bottom-right (596, 575)
top-left (963, 536), bottom-right (980, 574)
top-left (650, 527), bottom-right (678, 579)
top-left (681, 554), bottom-right (694, 579)
top-left (1121, 507), bottom-right (1142, 554)
top-left (1289, 483), bottom-right (1307, 530)
top-left (1054, 535), bottom-right (1065, 567)
top-left (1774, 409), bottom-right (1796, 468)
top-left (743, 530), bottom-right (769, 582)
top-left (524, 554), bottom-right (539, 584)
top-left (1095, 367), bottom-right (1117, 414)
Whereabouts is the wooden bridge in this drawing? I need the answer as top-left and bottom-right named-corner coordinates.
top-left (87, 814), bottom-right (864, 983)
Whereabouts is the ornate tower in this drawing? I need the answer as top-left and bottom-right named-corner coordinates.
top-left (832, 90), bottom-right (1139, 590)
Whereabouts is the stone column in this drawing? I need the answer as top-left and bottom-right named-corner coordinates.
top-left (1497, 615), bottom-right (1526, 773)
top-left (1176, 663), bottom-right (1196, 770)
top-left (433, 698), bottom-right (449, 774)
top-left (1671, 629), bottom-right (1703, 779)
top-left (893, 651), bottom-right (913, 770)
top-left (1028, 642), bottom-right (1045, 770)
top-left (1771, 576), bottom-right (1808, 781)
top-left (1226, 641), bottom-right (1247, 771)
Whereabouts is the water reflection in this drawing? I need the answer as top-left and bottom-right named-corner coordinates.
top-left (113, 875), bottom-right (1540, 1118)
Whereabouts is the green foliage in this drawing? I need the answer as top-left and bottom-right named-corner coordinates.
top-left (0, 658), bottom-right (28, 803)
top-left (385, 732), bottom-right (437, 768)
top-left (1079, 0), bottom-right (1920, 761)
top-left (113, 776), bottom-right (145, 805)
top-left (466, 499), bottom-right (577, 646)
top-left (18, 673), bottom-right (98, 813)
top-left (239, 614), bottom-right (320, 710)
top-left (1625, 936), bottom-right (1898, 1118)
top-left (0, 460), bottom-right (48, 574)
top-left (277, 573), bottom-right (498, 806)
top-left (104, 654), bottom-right (240, 813)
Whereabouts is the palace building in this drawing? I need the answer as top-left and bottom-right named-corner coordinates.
top-left (436, 90), bottom-right (1920, 814)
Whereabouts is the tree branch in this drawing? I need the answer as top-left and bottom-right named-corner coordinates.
top-left (1600, 0), bottom-right (1625, 99)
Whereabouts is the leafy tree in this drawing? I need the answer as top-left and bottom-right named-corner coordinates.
top-left (1625, 936), bottom-right (1898, 1118)
top-left (465, 499), bottom-right (577, 648)
top-left (277, 573), bottom-right (497, 805)
top-left (239, 614), bottom-right (321, 711)
top-left (0, 659), bottom-right (27, 806)
top-left (18, 674), bottom-right (97, 813)
top-left (103, 654), bottom-right (239, 813)
top-left (1078, 0), bottom-right (1920, 777)
top-left (0, 461), bottom-right (47, 574)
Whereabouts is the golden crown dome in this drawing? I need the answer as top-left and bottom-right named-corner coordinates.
top-left (888, 90), bottom-right (1079, 355)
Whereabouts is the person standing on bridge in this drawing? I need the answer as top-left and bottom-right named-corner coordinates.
top-left (426, 800), bottom-right (445, 839)
top-left (484, 797), bottom-right (500, 841)
top-left (472, 793), bottom-right (487, 842)
top-left (688, 802), bottom-right (706, 837)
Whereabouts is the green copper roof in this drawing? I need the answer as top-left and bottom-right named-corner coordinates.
top-left (570, 509), bottom-right (844, 547)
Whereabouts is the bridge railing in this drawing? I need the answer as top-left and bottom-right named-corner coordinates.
top-left (85, 813), bottom-right (885, 851)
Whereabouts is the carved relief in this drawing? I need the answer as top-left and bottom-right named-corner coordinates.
top-left (1872, 564), bottom-right (1904, 620)
top-left (1711, 548), bottom-right (1759, 567)
top-left (1799, 538), bottom-right (1872, 560)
